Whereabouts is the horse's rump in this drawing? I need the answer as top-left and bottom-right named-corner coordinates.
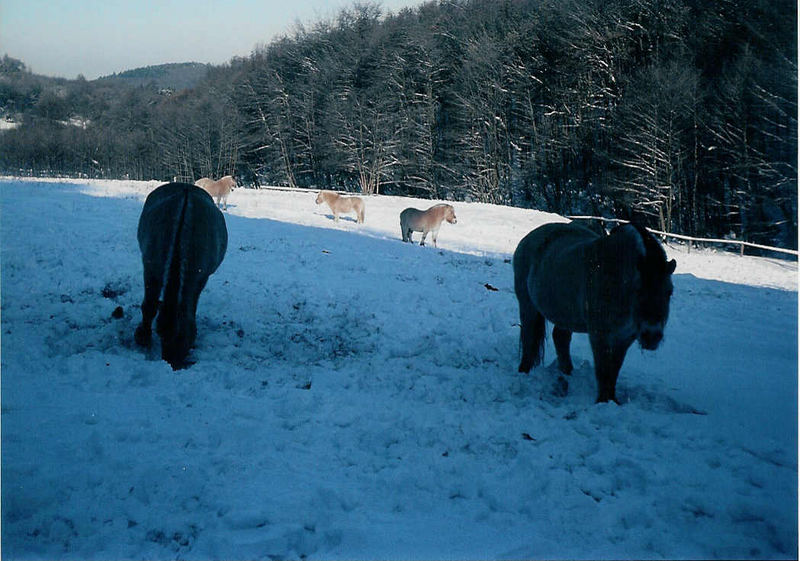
top-left (194, 177), bottom-right (214, 190)
top-left (399, 207), bottom-right (424, 230)
top-left (337, 196), bottom-right (364, 213)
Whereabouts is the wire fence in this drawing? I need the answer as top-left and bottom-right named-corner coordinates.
top-left (567, 216), bottom-right (799, 259)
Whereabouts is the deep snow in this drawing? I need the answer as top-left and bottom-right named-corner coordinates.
top-left (1, 178), bottom-right (797, 559)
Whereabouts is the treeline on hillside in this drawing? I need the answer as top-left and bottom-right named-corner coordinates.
top-left (96, 62), bottom-right (212, 90)
top-left (0, 0), bottom-right (796, 249)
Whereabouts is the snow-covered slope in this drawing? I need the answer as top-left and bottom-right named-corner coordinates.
top-left (2, 178), bottom-right (797, 559)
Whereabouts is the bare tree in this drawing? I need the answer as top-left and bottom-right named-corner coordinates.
top-left (613, 62), bottom-right (697, 233)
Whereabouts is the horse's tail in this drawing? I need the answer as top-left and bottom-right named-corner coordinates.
top-left (358, 201), bottom-right (365, 224)
top-left (156, 187), bottom-right (191, 367)
top-left (513, 249), bottom-right (545, 373)
top-left (521, 311), bottom-right (546, 372)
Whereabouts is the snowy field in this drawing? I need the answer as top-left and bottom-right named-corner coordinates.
top-left (1, 177), bottom-right (797, 559)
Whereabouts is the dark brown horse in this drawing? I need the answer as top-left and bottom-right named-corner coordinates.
top-left (134, 182), bottom-right (228, 368)
top-left (513, 221), bottom-right (676, 403)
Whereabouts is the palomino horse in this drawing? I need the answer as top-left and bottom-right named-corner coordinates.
top-left (513, 221), bottom-right (676, 403)
top-left (134, 182), bottom-right (228, 369)
top-left (400, 203), bottom-right (457, 247)
top-left (195, 176), bottom-right (236, 210)
top-left (315, 190), bottom-right (365, 223)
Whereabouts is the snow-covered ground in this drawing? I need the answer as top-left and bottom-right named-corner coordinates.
top-left (1, 177), bottom-right (797, 559)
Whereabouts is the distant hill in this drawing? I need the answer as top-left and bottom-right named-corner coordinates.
top-left (95, 62), bottom-right (211, 91)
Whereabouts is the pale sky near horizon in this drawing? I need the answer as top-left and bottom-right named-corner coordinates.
top-left (0, 0), bottom-right (426, 80)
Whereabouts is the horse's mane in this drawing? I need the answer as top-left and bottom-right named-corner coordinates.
top-left (430, 203), bottom-right (452, 213)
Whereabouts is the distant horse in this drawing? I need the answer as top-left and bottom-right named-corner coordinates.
top-left (400, 203), bottom-right (457, 247)
top-left (315, 190), bottom-right (365, 223)
top-left (195, 176), bottom-right (236, 210)
top-left (134, 182), bottom-right (228, 369)
top-left (513, 221), bottom-right (676, 403)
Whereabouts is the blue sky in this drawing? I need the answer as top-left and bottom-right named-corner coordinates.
top-left (0, 0), bottom-right (426, 79)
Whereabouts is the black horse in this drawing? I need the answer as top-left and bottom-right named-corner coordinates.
top-left (513, 221), bottom-right (676, 403)
top-left (134, 183), bottom-right (228, 368)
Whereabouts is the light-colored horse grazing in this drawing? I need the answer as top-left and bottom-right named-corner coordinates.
top-left (195, 175), bottom-right (236, 210)
top-left (400, 203), bottom-right (457, 247)
top-left (513, 221), bottom-right (676, 403)
top-left (315, 190), bottom-right (365, 223)
top-left (134, 182), bottom-right (228, 369)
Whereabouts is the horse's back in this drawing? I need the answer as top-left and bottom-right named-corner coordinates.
top-left (404, 206), bottom-right (447, 229)
top-left (400, 207), bottom-right (421, 219)
top-left (194, 177), bottom-right (214, 191)
top-left (346, 195), bottom-right (364, 211)
top-left (514, 222), bottom-right (599, 331)
top-left (195, 176), bottom-right (234, 198)
top-left (514, 222), bottom-right (597, 270)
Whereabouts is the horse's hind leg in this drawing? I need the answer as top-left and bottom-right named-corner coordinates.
top-left (420, 230), bottom-right (428, 246)
top-left (553, 326), bottom-right (573, 375)
top-left (134, 269), bottom-right (161, 346)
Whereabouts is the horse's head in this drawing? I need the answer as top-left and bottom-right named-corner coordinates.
top-left (445, 205), bottom-right (457, 224)
top-left (225, 176), bottom-right (237, 190)
top-left (315, 191), bottom-right (325, 204)
top-left (632, 226), bottom-right (676, 350)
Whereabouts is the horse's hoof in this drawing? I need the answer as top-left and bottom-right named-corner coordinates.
top-left (169, 358), bottom-right (195, 371)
